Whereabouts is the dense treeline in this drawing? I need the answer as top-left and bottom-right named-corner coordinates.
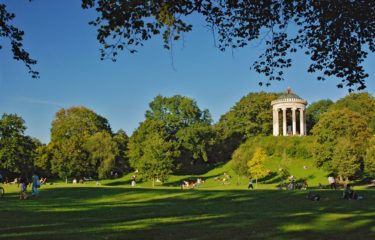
top-left (232, 92), bottom-right (375, 182)
top-left (0, 92), bottom-right (374, 183)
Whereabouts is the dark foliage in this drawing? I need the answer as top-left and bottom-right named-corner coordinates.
top-left (0, 3), bottom-right (39, 78)
top-left (83, 0), bottom-right (375, 91)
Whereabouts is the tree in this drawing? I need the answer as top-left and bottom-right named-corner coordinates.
top-left (130, 133), bottom-right (175, 187)
top-left (0, 3), bottom-right (38, 78)
top-left (82, 0), bottom-right (375, 91)
top-left (214, 92), bottom-right (279, 162)
top-left (49, 106), bottom-right (113, 179)
top-left (34, 144), bottom-right (53, 177)
top-left (247, 147), bottom-right (269, 186)
top-left (331, 92), bottom-right (375, 131)
top-left (85, 131), bottom-right (119, 179)
top-left (311, 109), bottom-right (372, 171)
top-left (113, 129), bottom-right (130, 174)
top-left (217, 92), bottom-right (279, 139)
top-left (306, 99), bottom-right (334, 134)
top-left (331, 138), bottom-right (362, 180)
top-left (128, 119), bottom-right (170, 168)
top-left (364, 136), bottom-right (375, 178)
top-left (0, 114), bottom-right (37, 175)
top-left (145, 95), bottom-right (211, 135)
top-left (231, 146), bottom-right (251, 185)
top-left (176, 123), bottom-right (215, 166)
top-left (129, 95), bottom-right (213, 173)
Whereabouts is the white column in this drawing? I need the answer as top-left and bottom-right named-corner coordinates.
top-left (273, 108), bottom-right (279, 136)
top-left (304, 110), bottom-right (307, 135)
top-left (275, 108), bottom-right (279, 136)
top-left (282, 108), bottom-right (287, 136)
top-left (292, 108), bottom-right (296, 136)
top-left (300, 108), bottom-right (305, 135)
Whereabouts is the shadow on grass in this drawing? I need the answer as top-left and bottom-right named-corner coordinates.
top-left (103, 179), bottom-right (132, 186)
top-left (1, 186), bottom-right (374, 240)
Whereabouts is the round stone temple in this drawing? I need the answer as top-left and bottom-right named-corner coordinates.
top-left (271, 87), bottom-right (307, 136)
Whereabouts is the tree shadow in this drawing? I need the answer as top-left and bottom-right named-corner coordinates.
top-left (1, 187), bottom-right (374, 240)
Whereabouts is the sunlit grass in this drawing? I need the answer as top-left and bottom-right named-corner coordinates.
top-left (1, 178), bottom-right (374, 240)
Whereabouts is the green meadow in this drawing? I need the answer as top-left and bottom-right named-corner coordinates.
top-left (1, 161), bottom-right (374, 240)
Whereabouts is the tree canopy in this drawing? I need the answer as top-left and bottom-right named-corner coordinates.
top-left (130, 132), bottom-right (175, 186)
top-left (48, 106), bottom-right (119, 179)
top-left (311, 108), bottom-right (372, 174)
top-left (247, 147), bottom-right (269, 185)
top-left (82, 0), bottom-right (375, 91)
top-left (364, 136), bottom-right (375, 178)
top-left (3, 1), bottom-right (374, 90)
top-left (128, 95), bottom-right (214, 174)
top-left (331, 92), bottom-right (375, 131)
top-left (0, 114), bottom-right (38, 175)
top-left (306, 99), bottom-right (334, 134)
top-left (217, 92), bottom-right (279, 139)
top-left (0, 3), bottom-right (39, 78)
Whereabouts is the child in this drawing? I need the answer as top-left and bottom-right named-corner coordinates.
top-left (19, 177), bottom-right (28, 200)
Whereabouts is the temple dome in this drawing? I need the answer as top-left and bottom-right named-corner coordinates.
top-left (277, 87), bottom-right (303, 101)
top-left (271, 87), bottom-right (307, 105)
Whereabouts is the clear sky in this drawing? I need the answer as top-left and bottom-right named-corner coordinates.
top-left (1, 0), bottom-right (374, 143)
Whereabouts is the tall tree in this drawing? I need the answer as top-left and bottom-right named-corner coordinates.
top-left (130, 132), bottom-right (175, 187)
top-left (231, 145), bottom-right (251, 185)
top-left (311, 109), bottom-right (372, 171)
top-left (247, 147), bottom-right (269, 186)
top-left (306, 99), bottom-right (334, 134)
top-left (34, 144), bottom-right (53, 177)
top-left (82, 0), bottom-right (375, 91)
top-left (129, 95), bottom-right (213, 173)
top-left (214, 92), bottom-right (278, 162)
top-left (0, 114), bottom-right (37, 175)
top-left (331, 92), bottom-right (375, 131)
top-left (364, 136), bottom-right (375, 178)
top-left (49, 106), bottom-right (113, 179)
top-left (331, 138), bottom-right (362, 180)
top-left (145, 95), bottom-right (211, 135)
top-left (217, 92), bottom-right (279, 139)
top-left (85, 131), bottom-right (119, 179)
top-left (113, 129), bottom-right (130, 174)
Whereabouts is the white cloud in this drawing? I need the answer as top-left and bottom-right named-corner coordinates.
top-left (11, 96), bottom-right (65, 108)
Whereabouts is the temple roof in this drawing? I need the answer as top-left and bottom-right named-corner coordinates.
top-left (276, 87), bottom-right (304, 101)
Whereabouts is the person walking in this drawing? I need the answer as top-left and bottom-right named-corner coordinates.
top-left (328, 176), bottom-right (336, 190)
top-left (248, 178), bottom-right (254, 189)
top-left (19, 177), bottom-right (28, 200)
top-left (31, 172), bottom-right (40, 197)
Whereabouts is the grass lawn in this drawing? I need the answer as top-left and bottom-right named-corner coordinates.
top-left (1, 180), bottom-right (374, 240)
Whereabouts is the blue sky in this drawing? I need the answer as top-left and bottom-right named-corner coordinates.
top-left (1, 0), bottom-right (374, 143)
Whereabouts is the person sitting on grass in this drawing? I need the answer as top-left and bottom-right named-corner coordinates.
top-left (343, 184), bottom-right (362, 200)
top-left (306, 191), bottom-right (320, 201)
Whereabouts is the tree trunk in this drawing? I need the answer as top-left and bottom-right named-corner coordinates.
top-left (256, 178), bottom-right (258, 188)
top-left (237, 175), bottom-right (240, 185)
top-left (152, 179), bottom-right (155, 188)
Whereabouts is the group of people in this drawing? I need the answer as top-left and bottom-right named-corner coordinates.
top-left (181, 178), bottom-right (204, 190)
top-left (214, 173), bottom-right (231, 184)
top-left (18, 172), bottom-right (46, 200)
